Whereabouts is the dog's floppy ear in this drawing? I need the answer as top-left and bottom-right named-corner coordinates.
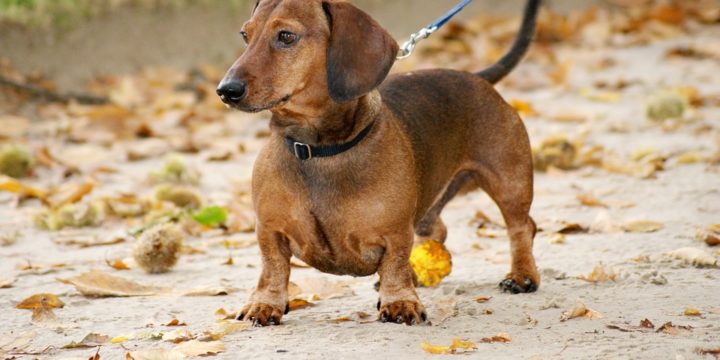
top-left (322, 1), bottom-right (399, 102)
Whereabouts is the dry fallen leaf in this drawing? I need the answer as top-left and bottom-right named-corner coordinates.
top-left (0, 175), bottom-right (47, 200)
top-left (47, 179), bottom-right (96, 209)
top-left (163, 329), bottom-right (194, 343)
top-left (697, 224), bottom-right (720, 247)
top-left (291, 277), bottom-right (355, 300)
top-left (683, 307), bottom-right (701, 317)
top-left (548, 233), bottom-right (566, 244)
top-left (666, 247), bottom-right (718, 268)
top-left (164, 319), bottom-right (187, 327)
top-left (174, 340), bottom-right (225, 357)
top-left (126, 348), bottom-right (186, 360)
top-left (695, 348), bottom-right (720, 357)
top-left (107, 259), bottom-right (131, 270)
top-left (656, 321), bottom-right (693, 336)
top-left (577, 263), bottom-right (617, 283)
top-left (62, 333), bottom-right (110, 349)
top-left (420, 338), bottom-right (477, 355)
top-left (475, 296), bottom-right (492, 303)
top-left (0, 277), bottom-right (16, 288)
top-left (606, 318), bottom-right (656, 332)
top-left (621, 220), bottom-right (664, 233)
top-left (15, 293), bottom-right (65, 322)
top-left (288, 298), bottom-right (314, 311)
top-left (0, 331), bottom-right (35, 356)
top-left (577, 193), bottom-right (607, 208)
top-left (480, 333), bottom-right (512, 343)
top-left (58, 270), bottom-right (169, 297)
top-left (53, 234), bottom-right (125, 248)
top-left (199, 321), bottom-right (251, 341)
top-left (560, 304), bottom-right (602, 321)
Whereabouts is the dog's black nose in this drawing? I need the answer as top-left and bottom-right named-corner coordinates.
top-left (217, 81), bottom-right (247, 103)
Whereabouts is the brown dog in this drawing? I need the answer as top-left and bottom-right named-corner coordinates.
top-left (217, 0), bottom-right (541, 326)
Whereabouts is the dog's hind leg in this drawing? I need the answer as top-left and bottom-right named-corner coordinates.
top-left (414, 171), bottom-right (475, 244)
top-left (470, 160), bottom-right (539, 293)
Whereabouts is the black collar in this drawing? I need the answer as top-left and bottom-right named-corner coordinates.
top-left (285, 121), bottom-right (375, 161)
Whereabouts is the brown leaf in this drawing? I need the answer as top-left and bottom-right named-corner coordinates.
top-left (695, 348), bottom-right (720, 357)
top-left (697, 225), bottom-right (720, 247)
top-left (657, 321), bottom-right (693, 335)
top-left (480, 333), bottom-right (512, 343)
top-left (606, 319), bottom-right (655, 333)
top-left (557, 223), bottom-right (589, 234)
top-left (16, 293), bottom-right (65, 322)
top-left (177, 285), bottom-right (239, 297)
top-left (58, 270), bottom-right (169, 297)
top-left (174, 340), bottom-right (225, 357)
top-left (0, 277), bottom-right (16, 288)
top-left (63, 333), bottom-right (110, 349)
top-left (165, 319), bottom-right (187, 327)
top-left (222, 256), bottom-right (234, 266)
top-left (107, 259), bottom-right (131, 271)
top-left (560, 304), bottom-right (602, 321)
top-left (48, 179), bottom-right (96, 209)
top-left (162, 329), bottom-right (194, 343)
top-left (475, 296), bottom-right (492, 303)
top-left (288, 298), bottom-right (314, 311)
top-left (577, 263), bottom-right (617, 283)
top-left (577, 194), bottom-right (607, 208)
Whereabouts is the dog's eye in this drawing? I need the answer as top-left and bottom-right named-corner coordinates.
top-left (277, 31), bottom-right (297, 45)
top-left (240, 31), bottom-right (249, 44)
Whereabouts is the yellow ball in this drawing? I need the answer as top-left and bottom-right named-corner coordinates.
top-left (409, 240), bottom-right (452, 287)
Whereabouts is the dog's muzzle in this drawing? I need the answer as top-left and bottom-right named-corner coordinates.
top-left (217, 80), bottom-right (248, 104)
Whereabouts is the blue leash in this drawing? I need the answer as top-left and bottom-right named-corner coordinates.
top-left (397, 0), bottom-right (474, 59)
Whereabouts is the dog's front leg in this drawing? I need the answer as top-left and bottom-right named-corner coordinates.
top-left (377, 229), bottom-right (427, 325)
top-left (238, 229), bottom-right (291, 326)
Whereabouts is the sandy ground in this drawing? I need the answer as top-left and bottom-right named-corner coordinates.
top-left (2, 7), bottom-right (720, 360)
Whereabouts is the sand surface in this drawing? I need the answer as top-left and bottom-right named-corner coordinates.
top-left (1, 5), bottom-right (720, 360)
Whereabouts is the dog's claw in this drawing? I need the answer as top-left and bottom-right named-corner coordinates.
top-left (237, 313), bottom-right (245, 321)
top-left (285, 303), bottom-right (290, 315)
top-left (395, 315), bottom-right (404, 324)
top-left (237, 302), bottom-right (284, 326)
top-left (420, 312), bottom-right (428, 322)
top-left (376, 300), bottom-right (381, 311)
top-left (499, 277), bottom-right (538, 294)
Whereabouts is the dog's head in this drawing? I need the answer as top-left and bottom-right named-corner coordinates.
top-left (217, 0), bottom-right (398, 113)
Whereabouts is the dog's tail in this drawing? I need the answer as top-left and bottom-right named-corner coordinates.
top-left (476, 0), bottom-right (542, 84)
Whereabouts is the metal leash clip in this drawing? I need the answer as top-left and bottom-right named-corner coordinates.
top-left (396, 0), bottom-right (474, 60)
top-left (397, 26), bottom-right (437, 60)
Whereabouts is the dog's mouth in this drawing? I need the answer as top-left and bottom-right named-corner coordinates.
top-left (230, 94), bottom-right (292, 113)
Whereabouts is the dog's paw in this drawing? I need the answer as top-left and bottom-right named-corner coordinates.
top-left (378, 300), bottom-right (427, 325)
top-left (499, 275), bottom-right (538, 294)
top-left (237, 302), bottom-right (287, 327)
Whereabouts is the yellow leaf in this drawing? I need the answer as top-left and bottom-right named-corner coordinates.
top-left (684, 307), bottom-right (701, 316)
top-left (409, 240), bottom-right (452, 287)
top-left (0, 175), bottom-right (47, 200)
top-left (577, 194), bottom-right (607, 208)
top-left (580, 88), bottom-right (620, 102)
top-left (510, 99), bottom-right (536, 117)
top-left (110, 335), bottom-right (130, 344)
top-left (420, 338), bottom-right (477, 355)
top-left (475, 296), bottom-right (492, 303)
